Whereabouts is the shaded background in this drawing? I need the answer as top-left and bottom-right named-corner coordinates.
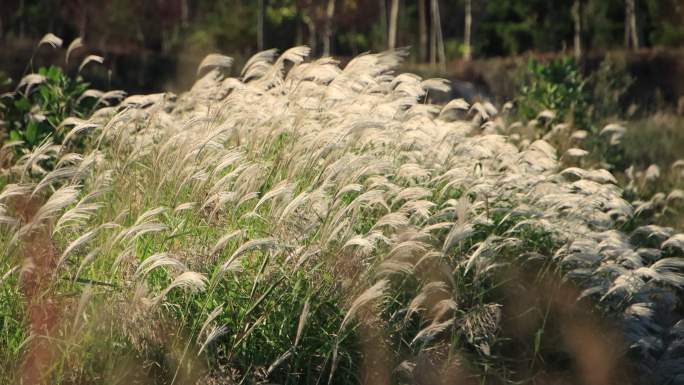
top-left (1, 0), bottom-right (683, 106)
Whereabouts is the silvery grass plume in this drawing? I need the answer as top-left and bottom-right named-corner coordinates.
top-left (37, 33), bottom-right (63, 49)
top-left (197, 54), bottom-right (234, 76)
top-left (134, 252), bottom-right (188, 279)
top-left (196, 305), bottom-right (227, 356)
top-left (19, 184), bottom-right (80, 233)
top-left (15, 137), bottom-right (61, 177)
top-left (0, 183), bottom-right (33, 203)
top-left (339, 279), bottom-right (389, 332)
top-left (65, 37), bottom-right (83, 64)
top-left (78, 54), bottom-right (104, 74)
top-left (17, 73), bottom-right (47, 95)
top-left (153, 271), bottom-right (207, 305)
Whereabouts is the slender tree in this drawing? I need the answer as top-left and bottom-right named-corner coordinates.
top-left (625, 0), bottom-right (639, 49)
top-left (418, 0), bottom-right (428, 62)
top-left (430, 0), bottom-right (446, 70)
top-left (181, 0), bottom-right (189, 28)
top-left (388, 0), bottom-right (400, 49)
top-left (323, 0), bottom-right (336, 56)
top-left (302, 8), bottom-right (317, 55)
top-left (19, 0), bottom-right (25, 38)
top-left (379, 0), bottom-right (388, 48)
top-left (572, 0), bottom-right (581, 60)
top-left (79, 2), bottom-right (88, 40)
top-left (464, 0), bottom-right (472, 61)
top-left (295, 7), bottom-right (304, 45)
top-left (257, 0), bottom-right (265, 51)
top-left (430, 1), bottom-right (436, 64)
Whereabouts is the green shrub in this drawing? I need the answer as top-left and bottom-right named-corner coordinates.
top-left (515, 55), bottom-right (633, 133)
top-left (1, 66), bottom-right (92, 152)
top-left (516, 58), bottom-right (589, 128)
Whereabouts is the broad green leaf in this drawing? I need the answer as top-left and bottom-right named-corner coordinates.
top-left (13, 98), bottom-right (30, 112)
top-left (25, 120), bottom-right (38, 144)
top-left (9, 130), bottom-right (20, 141)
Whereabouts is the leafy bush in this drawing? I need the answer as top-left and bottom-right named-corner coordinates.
top-left (0, 34), bottom-right (116, 163)
top-left (516, 58), bottom-right (589, 127)
top-left (1, 66), bottom-right (92, 151)
top-left (515, 56), bottom-right (633, 133)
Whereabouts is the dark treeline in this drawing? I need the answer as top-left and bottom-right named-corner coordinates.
top-left (2, 0), bottom-right (683, 59)
top-left (1, 1), bottom-right (683, 93)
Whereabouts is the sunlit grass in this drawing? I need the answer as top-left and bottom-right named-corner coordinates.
top-left (0, 41), bottom-right (682, 385)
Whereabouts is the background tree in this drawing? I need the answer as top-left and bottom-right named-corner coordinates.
top-left (418, 0), bottom-right (428, 61)
top-left (257, 0), bottom-right (265, 50)
top-left (464, 0), bottom-right (472, 61)
top-left (625, 0), bottom-right (639, 49)
top-left (1, 0), bottom-right (683, 94)
top-left (323, 0), bottom-right (335, 55)
top-left (430, 0), bottom-right (445, 69)
top-left (573, 0), bottom-right (582, 60)
top-left (388, 0), bottom-right (399, 50)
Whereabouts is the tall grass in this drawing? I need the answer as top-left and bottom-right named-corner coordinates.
top-left (0, 40), bottom-right (683, 385)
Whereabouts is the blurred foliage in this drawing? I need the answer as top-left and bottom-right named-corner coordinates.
top-left (0, 72), bottom-right (10, 88)
top-left (643, 0), bottom-right (684, 47)
top-left (445, 38), bottom-right (467, 61)
top-left (620, 113), bottom-right (684, 230)
top-left (587, 54), bottom-right (635, 120)
top-left (477, 0), bottom-right (684, 57)
top-left (477, 0), bottom-right (575, 56)
top-left (623, 114), bottom-right (684, 169)
top-left (183, 1), bottom-right (256, 55)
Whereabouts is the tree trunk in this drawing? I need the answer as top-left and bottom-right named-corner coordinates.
top-left (572, 0), bottom-right (581, 60)
top-left (625, 0), bottom-right (639, 49)
top-left (418, 0), bottom-right (428, 62)
top-left (307, 18), bottom-right (317, 56)
top-left (464, 0), bottom-right (472, 61)
top-left (323, 0), bottom-right (335, 56)
top-left (430, 1), bottom-right (436, 65)
top-left (19, 0), bottom-right (25, 38)
top-left (379, 0), bottom-right (388, 48)
top-left (257, 0), bottom-right (265, 51)
top-left (388, 0), bottom-right (400, 50)
top-left (81, 4), bottom-right (88, 41)
top-left (430, 0), bottom-right (446, 71)
top-left (350, 26), bottom-right (359, 55)
top-left (629, 0), bottom-right (639, 49)
top-left (181, 0), bottom-right (189, 28)
top-left (295, 8), bottom-right (303, 45)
